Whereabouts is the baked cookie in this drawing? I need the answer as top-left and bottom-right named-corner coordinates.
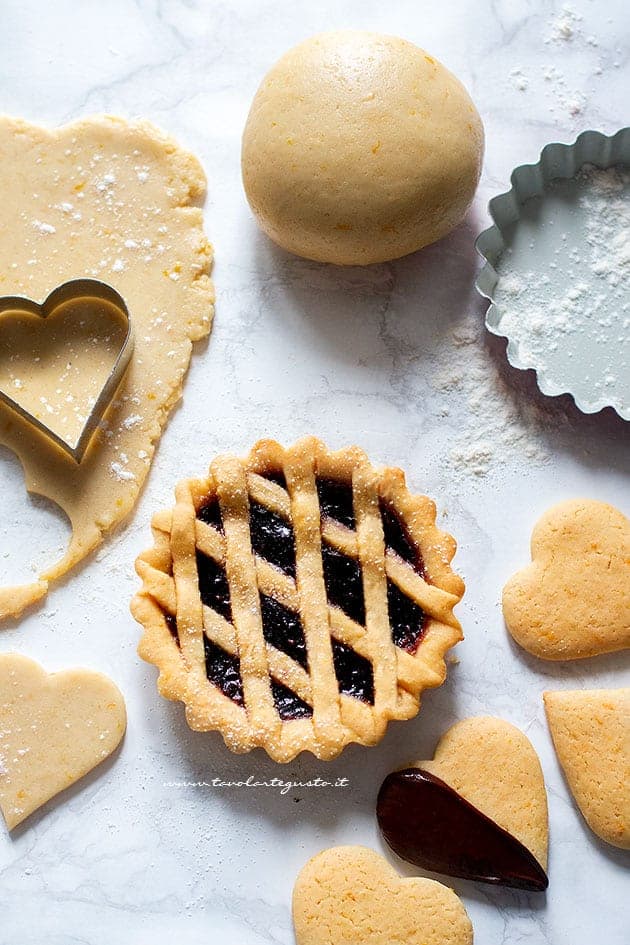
top-left (377, 717), bottom-right (548, 890)
top-left (502, 499), bottom-right (630, 660)
top-left (0, 654), bottom-right (126, 830)
top-left (132, 437), bottom-right (464, 761)
top-left (544, 689), bottom-right (630, 849)
top-left (0, 115), bottom-right (213, 621)
top-left (292, 846), bottom-right (473, 945)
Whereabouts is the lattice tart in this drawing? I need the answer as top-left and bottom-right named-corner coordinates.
top-left (132, 438), bottom-right (465, 761)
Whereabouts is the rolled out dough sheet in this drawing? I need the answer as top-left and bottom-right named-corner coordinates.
top-left (0, 115), bottom-right (214, 620)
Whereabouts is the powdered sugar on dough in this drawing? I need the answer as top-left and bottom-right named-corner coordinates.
top-left (0, 116), bottom-right (214, 620)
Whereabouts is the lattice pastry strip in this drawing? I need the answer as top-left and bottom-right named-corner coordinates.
top-left (132, 437), bottom-right (465, 761)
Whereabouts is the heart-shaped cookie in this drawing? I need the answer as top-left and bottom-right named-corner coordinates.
top-left (293, 846), bottom-right (473, 945)
top-left (377, 717), bottom-right (548, 890)
top-left (544, 688), bottom-right (630, 849)
top-left (0, 279), bottom-right (133, 463)
top-left (0, 654), bottom-right (126, 829)
top-left (503, 499), bottom-right (630, 660)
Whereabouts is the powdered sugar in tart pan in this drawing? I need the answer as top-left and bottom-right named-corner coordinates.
top-left (476, 128), bottom-right (630, 420)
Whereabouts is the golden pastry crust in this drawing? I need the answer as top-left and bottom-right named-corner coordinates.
top-left (503, 499), bottom-right (630, 660)
top-left (242, 31), bottom-right (484, 265)
top-left (132, 437), bottom-right (464, 761)
top-left (292, 846), bottom-right (473, 945)
top-left (0, 115), bottom-right (214, 621)
top-left (544, 688), bottom-right (630, 849)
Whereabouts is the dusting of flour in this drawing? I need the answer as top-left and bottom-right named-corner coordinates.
top-left (433, 321), bottom-right (550, 479)
top-left (508, 5), bottom-right (622, 120)
top-left (493, 164), bottom-right (630, 417)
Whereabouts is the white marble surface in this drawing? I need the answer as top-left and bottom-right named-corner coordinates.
top-left (1, 1), bottom-right (629, 942)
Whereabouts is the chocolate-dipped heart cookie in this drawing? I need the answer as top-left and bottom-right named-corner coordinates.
top-left (377, 716), bottom-right (549, 890)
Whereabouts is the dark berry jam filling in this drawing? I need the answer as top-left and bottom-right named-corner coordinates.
top-left (321, 542), bottom-right (366, 626)
top-left (196, 496), bottom-right (224, 531)
top-left (193, 479), bottom-right (430, 708)
top-left (260, 593), bottom-right (308, 670)
top-left (316, 477), bottom-right (355, 529)
top-left (249, 500), bottom-right (296, 577)
top-left (165, 611), bottom-right (180, 646)
top-left (271, 680), bottom-right (313, 720)
top-left (196, 551), bottom-right (232, 621)
top-left (204, 639), bottom-right (244, 705)
top-left (261, 470), bottom-right (288, 490)
top-left (204, 638), bottom-right (313, 719)
top-left (387, 579), bottom-right (426, 653)
top-left (380, 499), bottom-right (424, 574)
top-left (332, 638), bottom-right (374, 703)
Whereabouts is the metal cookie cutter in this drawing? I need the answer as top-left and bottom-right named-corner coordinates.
top-left (0, 278), bottom-right (135, 462)
top-left (475, 128), bottom-right (630, 420)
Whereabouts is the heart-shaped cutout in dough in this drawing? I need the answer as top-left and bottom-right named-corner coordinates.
top-left (544, 688), bottom-right (630, 849)
top-left (0, 115), bottom-right (213, 623)
top-left (503, 499), bottom-right (630, 660)
top-left (378, 717), bottom-right (548, 889)
top-left (293, 846), bottom-right (473, 945)
top-left (0, 279), bottom-right (133, 462)
top-left (0, 654), bottom-right (126, 830)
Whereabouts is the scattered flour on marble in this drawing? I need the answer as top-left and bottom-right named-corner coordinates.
top-left (433, 323), bottom-right (550, 479)
top-left (542, 65), bottom-right (587, 118)
top-left (509, 5), bottom-right (614, 119)
top-left (546, 4), bottom-right (583, 44)
top-left (509, 68), bottom-right (529, 92)
top-left (507, 60), bottom-right (587, 119)
top-left (493, 165), bottom-right (630, 412)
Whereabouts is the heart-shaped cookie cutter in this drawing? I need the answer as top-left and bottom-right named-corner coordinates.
top-left (0, 278), bottom-right (134, 462)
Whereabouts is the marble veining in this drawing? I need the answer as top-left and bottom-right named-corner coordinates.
top-left (0, 1), bottom-right (628, 943)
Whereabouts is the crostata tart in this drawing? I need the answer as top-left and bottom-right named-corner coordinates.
top-left (132, 438), bottom-right (464, 761)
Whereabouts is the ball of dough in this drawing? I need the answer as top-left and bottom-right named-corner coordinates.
top-left (241, 31), bottom-right (484, 265)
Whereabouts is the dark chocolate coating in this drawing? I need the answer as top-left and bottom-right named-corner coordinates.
top-left (377, 768), bottom-right (548, 892)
